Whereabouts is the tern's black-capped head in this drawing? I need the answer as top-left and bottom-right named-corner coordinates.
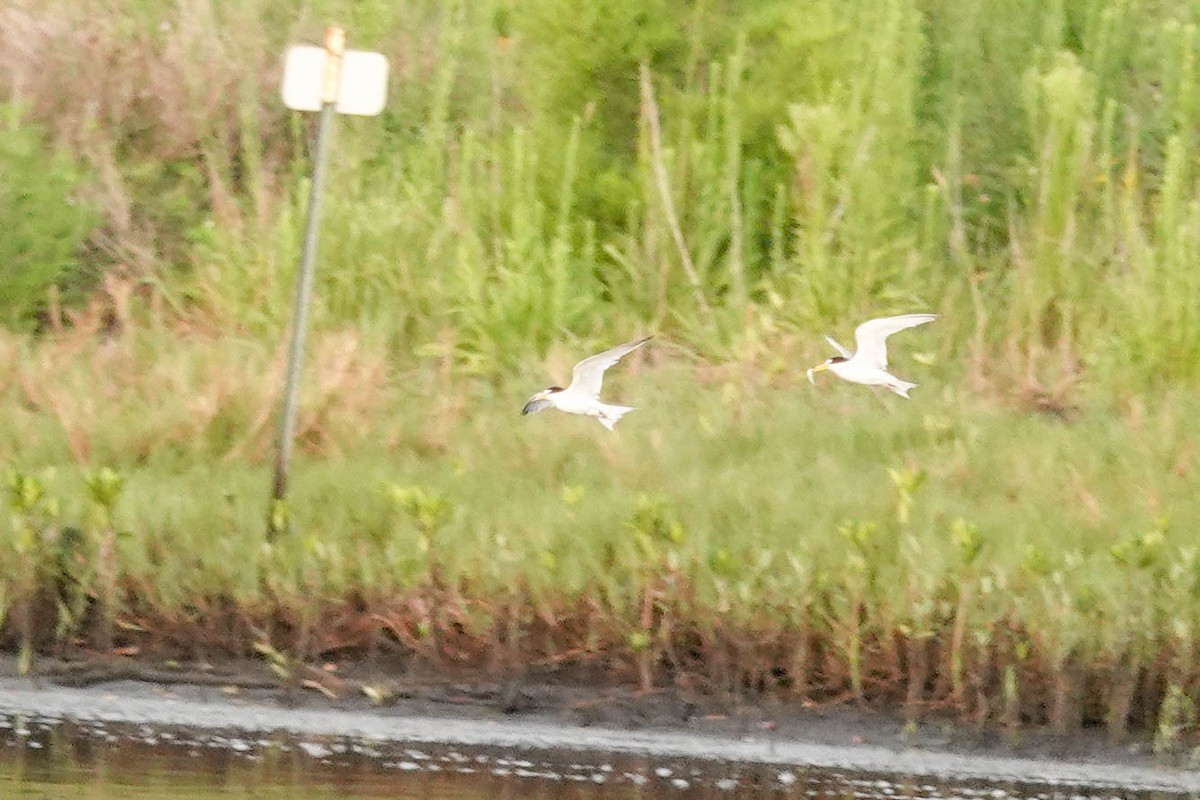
top-left (522, 386), bottom-right (565, 416)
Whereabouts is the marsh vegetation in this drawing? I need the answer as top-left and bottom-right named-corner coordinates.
top-left (1, 0), bottom-right (1199, 748)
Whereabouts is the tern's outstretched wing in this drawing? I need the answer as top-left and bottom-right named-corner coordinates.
top-left (852, 314), bottom-right (937, 369)
top-left (522, 396), bottom-right (554, 415)
top-left (825, 336), bottom-right (853, 359)
top-left (567, 336), bottom-right (652, 398)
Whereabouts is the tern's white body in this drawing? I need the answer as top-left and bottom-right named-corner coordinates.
top-left (807, 314), bottom-right (937, 398)
top-left (522, 337), bottom-right (651, 430)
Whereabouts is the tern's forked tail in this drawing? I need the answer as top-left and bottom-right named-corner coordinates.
top-left (598, 404), bottom-right (636, 431)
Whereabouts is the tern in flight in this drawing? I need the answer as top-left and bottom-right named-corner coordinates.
top-left (522, 337), bottom-right (652, 430)
top-left (807, 314), bottom-right (937, 398)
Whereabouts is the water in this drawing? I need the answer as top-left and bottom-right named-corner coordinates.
top-left (0, 714), bottom-right (1187, 800)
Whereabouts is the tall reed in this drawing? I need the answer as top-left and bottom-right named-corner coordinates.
top-left (6, 0), bottom-right (1200, 393)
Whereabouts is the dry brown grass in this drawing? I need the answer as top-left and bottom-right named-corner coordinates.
top-left (0, 0), bottom-right (295, 271)
top-left (4, 276), bottom-right (395, 464)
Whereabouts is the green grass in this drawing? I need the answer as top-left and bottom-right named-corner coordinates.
top-left (2, 322), bottom-right (1199, 738)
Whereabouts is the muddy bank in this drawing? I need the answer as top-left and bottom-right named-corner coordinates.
top-left (0, 656), bottom-right (1197, 793)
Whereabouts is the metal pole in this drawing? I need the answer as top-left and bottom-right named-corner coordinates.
top-left (269, 27), bottom-right (345, 539)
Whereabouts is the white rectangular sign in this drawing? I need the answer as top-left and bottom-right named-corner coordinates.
top-left (282, 45), bottom-right (388, 116)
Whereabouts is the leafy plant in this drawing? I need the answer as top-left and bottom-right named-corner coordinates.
top-left (0, 104), bottom-right (98, 329)
top-left (5, 467), bottom-right (62, 673)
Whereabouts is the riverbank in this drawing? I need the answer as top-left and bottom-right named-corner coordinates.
top-left (1, 655), bottom-right (1198, 794)
top-left (4, 354), bottom-right (1200, 744)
